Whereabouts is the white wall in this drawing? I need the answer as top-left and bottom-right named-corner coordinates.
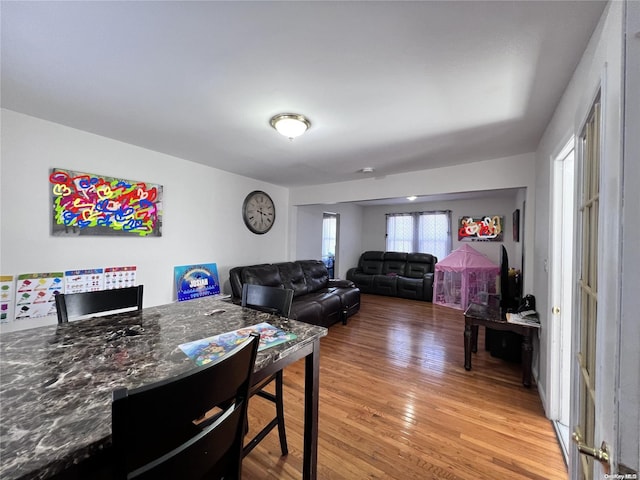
top-left (534, 0), bottom-right (627, 474)
top-left (0, 110), bottom-right (290, 331)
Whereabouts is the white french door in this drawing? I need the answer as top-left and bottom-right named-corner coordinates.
top-left (570, 94), bottom-right (615, 479)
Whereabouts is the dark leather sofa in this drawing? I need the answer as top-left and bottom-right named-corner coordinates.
top-left (229, 260), bottom-right (360, 328)
top-left (346, 251), bottom-right (437, 302)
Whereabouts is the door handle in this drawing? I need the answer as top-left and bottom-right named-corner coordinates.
top-left (572, 431), bottom-right (611, 472)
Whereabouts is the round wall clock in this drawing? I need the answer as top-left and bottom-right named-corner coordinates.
top-left (242, 190), bottom-right (276, 234)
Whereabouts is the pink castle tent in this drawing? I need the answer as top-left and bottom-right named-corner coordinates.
top-left (433, 244), bottom-right (499, 310)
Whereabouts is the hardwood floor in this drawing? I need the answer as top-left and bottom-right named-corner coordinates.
top-left (242, 294), bottom-right (567, 479)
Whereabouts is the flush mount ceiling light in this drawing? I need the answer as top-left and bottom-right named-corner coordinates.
top-left (407, 196), bottom-right (418, 201)
top-left (270, 113), bottom-right (311, 139)
top-left (359, 167), bottom-right (375, 173)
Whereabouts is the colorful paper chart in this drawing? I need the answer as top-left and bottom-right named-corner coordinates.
top-left (15, 272), bottom-right (63, 319)
top-left (64, 268), bottom-right (105, 294)
top-left (1, 275), bottom-right (14, 324)
top-left (178, 322), bottom-right (297, 366)
top-left (104, 266), bottom-right (137, 290)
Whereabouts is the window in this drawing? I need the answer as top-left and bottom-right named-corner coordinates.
top-left (386, 211), bottom-right (451, 260)
top-left (322, 213), bottom-right (337, 278)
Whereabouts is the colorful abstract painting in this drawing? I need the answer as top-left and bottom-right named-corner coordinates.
top-left (458, 215), bottom-right (504, 242)
top-left (50, 168), bottom-right (163, 237)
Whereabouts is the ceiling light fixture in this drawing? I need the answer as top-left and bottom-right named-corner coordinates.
top-left (407, 196), bottom-right (417, 201)
top-left (360, 167), bottom-right (375, 173)
top-left (270, 113), bottom-right (311, 139)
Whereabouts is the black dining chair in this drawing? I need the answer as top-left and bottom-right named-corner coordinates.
top-left (111, 333), bottom-right (260, 480)
top-left (55, 285), bottom-right (144, 324)
top-left (240, 283), bottom-right (294, 457)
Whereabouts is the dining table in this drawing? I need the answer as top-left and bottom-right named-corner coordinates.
top-left (0, 295), bottom-right (328, 480)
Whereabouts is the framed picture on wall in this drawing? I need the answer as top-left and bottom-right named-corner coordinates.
top-left (513, 209), bottom-right (520, 242)
top-left (49, 167), bottom-right (163, 237)
top-left (458, 215), bottom-right (504, 242)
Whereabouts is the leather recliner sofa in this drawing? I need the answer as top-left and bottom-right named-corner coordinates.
top-left (346, 251), bottom-right (437, 302)
top-left (229, 260), bottom-right (360, 328)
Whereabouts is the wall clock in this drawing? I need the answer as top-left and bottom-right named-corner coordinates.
top-left (242, 190), bottom-right (276, 234)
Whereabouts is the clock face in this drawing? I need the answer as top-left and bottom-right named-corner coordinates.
top-left (242, 191), bottom-right (276, 234)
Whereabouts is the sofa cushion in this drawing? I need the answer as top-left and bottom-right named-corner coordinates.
top-left (359, 251), bottom-right (384, 275)
top-left (405, 253), bottom-right (437, 278)
top-left (373, 275), bottom-right (398, 296)
top-left (397, 276), bottom-right (424, 300)
top-left (242, 264), bottom-right (283, 288)
top-left (290, 299), bottom-right (324, 325)
top-left (299, 260), bottom-right (329, 291)
top-left (302, 292), bottom-right (342, 326)
top-left (383, 252), bottom-right (408, 261)
top-left (382, 252), bottom-right (407, 276)
top-left (277, 262), bottom-right (309, 297)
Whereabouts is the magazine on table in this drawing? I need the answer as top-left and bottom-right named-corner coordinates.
top-left (506, 310), bottom-right (541, 328)
top-left (178, 322), bottom-right (297, 366)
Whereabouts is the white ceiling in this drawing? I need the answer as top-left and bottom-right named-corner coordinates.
top-left (1, 1), bottom-right (606, 188)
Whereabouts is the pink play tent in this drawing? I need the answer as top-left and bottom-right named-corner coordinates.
top-left (433, 244), bottom-right (499, 310)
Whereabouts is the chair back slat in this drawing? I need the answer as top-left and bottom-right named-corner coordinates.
top-left (55, 285), bottom-right (144, 323)
top-left (241, 284), bottom-right (293, 318)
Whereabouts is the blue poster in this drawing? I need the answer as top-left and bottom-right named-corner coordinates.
top-left (174, 263), bottom-right (220, 302)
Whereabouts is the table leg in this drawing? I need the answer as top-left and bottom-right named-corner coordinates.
top-left (303, 339), bottom-right (321, 480)
top-left (464, 324), bottom-right (473, 371)
top-left (471, 325), bottom-right (479, 353)
top-left (521, 333), bottom-right (533, 387)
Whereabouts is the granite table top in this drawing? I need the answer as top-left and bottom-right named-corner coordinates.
top-left (0, 295), bottom-right (327, 480)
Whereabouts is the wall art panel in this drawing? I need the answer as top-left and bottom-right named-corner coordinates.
top-left (50, 168), bottom-right (163, 237)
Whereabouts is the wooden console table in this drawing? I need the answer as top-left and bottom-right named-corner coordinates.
top-left (463, 302), bottom-right (536, 387)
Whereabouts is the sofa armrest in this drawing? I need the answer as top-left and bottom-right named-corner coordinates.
top-left (346, 268), bottom-right (360, 282)
top-left (328, 278), bottom-right (356, 288)
top-left (423, 273), bottom-right (435, 302)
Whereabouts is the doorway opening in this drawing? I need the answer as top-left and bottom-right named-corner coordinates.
top-left (550, 137), bottom-right (576, 462)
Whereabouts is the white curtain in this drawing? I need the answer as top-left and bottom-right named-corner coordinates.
top-left (322, 214), bottom-right (337, 258)
top-left (386, 211), bottom-right (451, 259)
top-left (385, 214), bottom-right (414, 252)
